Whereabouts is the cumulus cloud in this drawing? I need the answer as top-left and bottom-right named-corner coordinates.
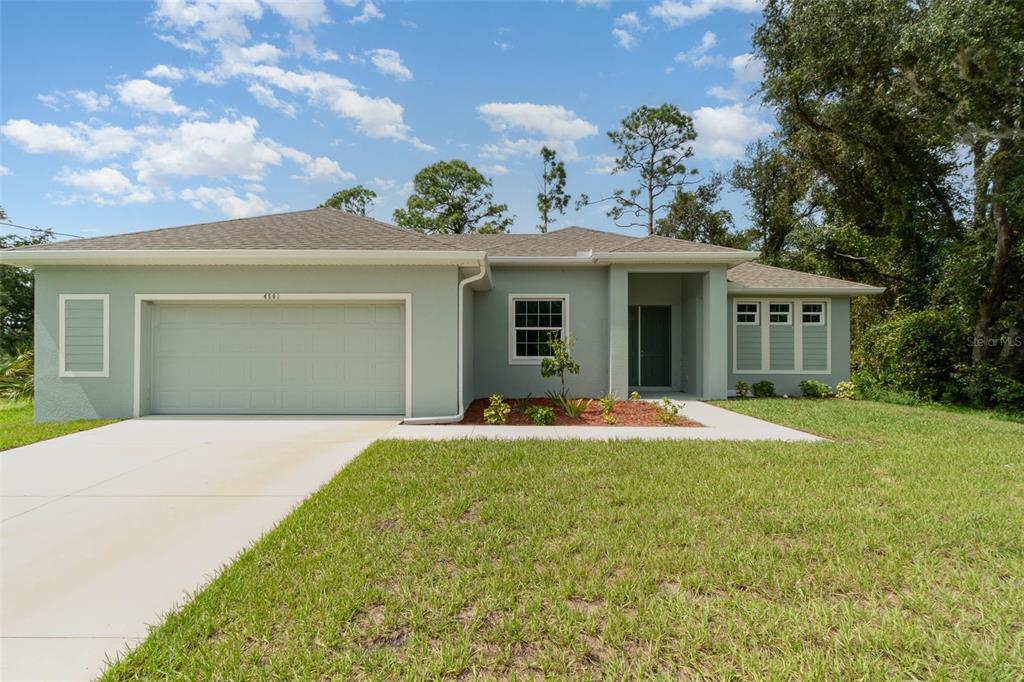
top-left (56, 166), bottom-right (155, 204)
top-left (36, 90), bottom-right (113, 112)
top-left (366, 49), bottom-right (413, 81)
top-left (481, 164), bottom-right (510, 176)
top-left (260, 0), bottom-right (329, 30)
top-left (348, 1), bottom-right (383, 24)
top-left (248, 83), bottom-right (297, 117)
top-left (477, 102), bottom-right (597, 161)
top-left (675, 31), bottom-right (718, 65)
top-left (179, 186), bottom-right (273, 218)
top-left (1, 119), bottom-right (138, 159)
top-left (649, 0), bottom-right (762, 27)
top-left (690, 103), bottom-right (772, 158)
top-left (707, 53), bottom-right (764, 100)
top-left (0, 165), bottom-right (12, 176)
top-left (612, 12), bottom-right (646, 50)
top-left (292, 156), bottom-right (355, 183)
top-left (151, 0), bottom-right (263, 43)
top-left (145, 64), bottom-right (187, 81)
top-left (116, 79), bottom-right (189, 115)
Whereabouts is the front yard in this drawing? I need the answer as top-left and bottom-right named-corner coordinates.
top-left (0, 400), bottom-right (117, 451)
top-left (103, 400), bottom-right (1023, 679)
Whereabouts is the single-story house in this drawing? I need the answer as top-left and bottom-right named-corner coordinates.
top-left (0, 209), bottom-right (884, 422)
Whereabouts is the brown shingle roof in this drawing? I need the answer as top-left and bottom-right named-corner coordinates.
top-left (20, 208), bottom-right (463, 252)
top-left (438, 226), bottom-right (744, 256)
top-left (611, 234), bottom-right (749, 254)
top-left (726, 261), bottom-right (883, 291)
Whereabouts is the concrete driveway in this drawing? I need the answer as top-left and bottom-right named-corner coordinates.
top-left (1, 417), bottom-right (397, 681)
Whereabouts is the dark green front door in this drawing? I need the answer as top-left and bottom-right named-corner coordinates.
top-left (628, 305), bottom-right (672, 387)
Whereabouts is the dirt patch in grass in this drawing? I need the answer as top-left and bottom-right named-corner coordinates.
top-left (459, 397), bottom-right (700, 427)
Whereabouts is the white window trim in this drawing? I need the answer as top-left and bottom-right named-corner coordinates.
top-left (768, 301), bottom-right (792, 326)
top-left (507, 293), bottom-right (570, 365)
top-left (132, 293), bottom-right (413, 418)
top-left (59, 294), bottom-right (110, 378)
top-left (731, 297), bottom-right (831, 375)
top-left (735, 301), bottom-right (759, 326)
top-left (801, 301), bottom-right (826, 326)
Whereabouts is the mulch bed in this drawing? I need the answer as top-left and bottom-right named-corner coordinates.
top-left (459, 397), bottom-right (702, 427)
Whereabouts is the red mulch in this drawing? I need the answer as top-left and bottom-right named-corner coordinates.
top-left (459, 397), bottom-right (701, 427)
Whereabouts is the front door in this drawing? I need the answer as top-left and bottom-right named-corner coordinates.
top-left (628, 305), bottom-right (672, 387)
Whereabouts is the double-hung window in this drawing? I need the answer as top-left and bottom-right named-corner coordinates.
top-left (802, 302), bottom-right (825, 325)
top-left (736, 302), bottom-right (759, 325)
top-left (769, 302), bottom-right (792, 325)
top-left (509, 295), bottom-right (568, 363)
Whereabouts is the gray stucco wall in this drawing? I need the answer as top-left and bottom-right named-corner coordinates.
top-left (727, 295), bottom-right (852, 395)
top-left (472, 266), bottom-right (609, 399)
top-left (33, 265), bottom-right (460, 421)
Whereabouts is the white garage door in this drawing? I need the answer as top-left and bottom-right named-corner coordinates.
top-left (149, 302), bottom-right (405, 415)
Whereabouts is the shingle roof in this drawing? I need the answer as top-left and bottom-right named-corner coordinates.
top-left (19, 208), bottom-right (462, 252)
top-left (611, 234), bottom-right (749, 254)
top-left (437, 226), bottom-right (743, 256)
top-left (726, 261), bottom-right (883, 291)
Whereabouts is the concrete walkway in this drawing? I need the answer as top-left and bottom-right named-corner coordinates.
top-left (388, 399), bottom-right (821, 442)
top-left (1, 417), bottom-right (397, 682)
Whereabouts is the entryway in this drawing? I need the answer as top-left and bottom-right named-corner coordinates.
top-left (628, 305), bottom-right (672, 387)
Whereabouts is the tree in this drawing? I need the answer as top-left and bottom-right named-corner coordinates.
top-left (655, 174), bottom-right (751, 248)
top-left (585, 104), bottom-right (698, 235)
top-left (536, 146), bottom-right (570, 233)
top-left (1, 208), bottom-right (52, 356)
top-left (319, 185), bottom-right (377, 216)
top-left (540, 332), bottom-right (580, 397)
top-left (393, 160), bottom-right (513, 234)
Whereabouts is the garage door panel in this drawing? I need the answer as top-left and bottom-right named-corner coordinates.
top-left (150, 302), bottom-right (404, 415)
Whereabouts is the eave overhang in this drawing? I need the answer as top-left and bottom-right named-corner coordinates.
top-left (0, 249), bottom-right (488, 268)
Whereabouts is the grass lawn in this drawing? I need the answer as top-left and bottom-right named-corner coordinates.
top-left (103, 400), bottom-right (1024, 679)
top-left (0, 400), bottom-right (118, 451)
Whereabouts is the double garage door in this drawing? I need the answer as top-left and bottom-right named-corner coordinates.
top-left (149, 302), bottom-right (405, 415)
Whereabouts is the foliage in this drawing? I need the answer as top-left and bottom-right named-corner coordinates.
top-left (598, 392), bottom-right (616, 415)
top-left (319, 186), bottom-right (377, 215)
top-left (799, 379), bottom-right (832, 399)
top-left (561, 397), bottom-right (592, 419)
top-left (523, 404), bottom-right (556, 425)
top-left (582, 104), bottom-right (697, 235)
top-left (954, 363), bottom-right (1024, 411)
top-left (539, 333), bottom-right (580, 396)
top-left (629, 390), bottom-right (641, 401)
top-left (602, 412), bottom-right (618, 425)
top-left (655, 174), bottom-right (750, 248)
top-left (835, 381), bottom-right (857, 400)
top-left (752, 380), bottom-right (776, 398)
top-left (1, 225), bottom-right (52, 355)
top-left (536, 146), bottom-right (570, 233)
top-left (654, 397), bottom-right (680, 425)
top-left (482, 394), bottom-right (511, 425)
top-left (854, 309), bottom-right (969, 402)
top-left (393, 160), bottom-right (512, 234)
top-left (0, 346), bottom-right (33, 401)
top-left (734, 381), bottom-right (749, 398)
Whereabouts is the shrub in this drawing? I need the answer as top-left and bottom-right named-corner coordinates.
top-left (799, 379), bottom-right (832, 398)
top-left (752, 380), bottom-right (776, 398)
top-left (629, 390), bottom-right (641, 401)
top-left (540, 333), bottom-right (580, 398)
top-left (602, 412), bottom-right (618, 425)
top-left (835, 381), bottom-right (856, 400)
top-left (654, 397), bottom-right (679, 425)
top-left (854, 308), bottom-right (969, 402)
top-left (0, 347), bottom-right (33, 401)
top-left (562, 397), bottom-right (592, 419)
top-left (954, 363), bottom-right (1024, 410)
top-left (734, 380), bottom-right (749, 398)
top-left (524, 405), bottom-right (556, 425)
top-left (598, 392), bottom-right (616, 415)
top-left (483, 394), bottom-right (510, 425)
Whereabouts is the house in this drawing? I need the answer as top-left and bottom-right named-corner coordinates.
top-left (0, 209), bottom-right (884, 422)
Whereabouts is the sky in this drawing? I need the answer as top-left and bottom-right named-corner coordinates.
top-left (0, 0), bottom-right (771, 242)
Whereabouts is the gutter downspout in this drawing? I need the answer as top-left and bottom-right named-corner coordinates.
top-left (402, 261), bottom-right (490, 424)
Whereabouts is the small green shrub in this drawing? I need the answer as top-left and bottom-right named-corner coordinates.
top-left (562, 397), bottom-right (593, 419)
top-left (654, 397), bottom-right (679, 425)
top-left (483, 394), bottom-right (511, 425)
top-left (835, 381), bottom-right (856, 400)
top-left (799, 379), bottom-right (832, 398)
top-left (602, 412), bottom-right (618, 425)
top-left (629, 390), bottom-right (641, 401)
top-left (540, 333), bottom-right (580, 396)
top-left (734, 380), bottom-right (749, 398)
top-left (752, 380), bottom-right (776, 398)
top-left (0, 347), bottom-right (33, 401)
top-left (524, 405), bottom-right (556, 425)
top-left (954, 363), bottom-right (1024, 410)
top-left (598, 392), bottom-right (616, 415)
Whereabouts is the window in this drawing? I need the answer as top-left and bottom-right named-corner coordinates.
top-left (769, 302), bottom-right (792, 325)
top-left (736, 302), bottom-right (759, 325)
top-left (802, 302), bottom-right (825, 325)
top-left (509, 295), bottom-right (568, 363)
top-left (59, 294), bottom-right (109, 378)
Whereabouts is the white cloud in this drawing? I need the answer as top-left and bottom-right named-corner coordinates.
top-left (650, 0), bottom-right (761, 27)
top-left (576, 0), bottom-right (611, 6)
top-left (587, 154), bottom-right (618, 175)
top-left (1, 119), bottom-right (138, 160)
top-left (248, 83), bottom-right (297, 117)
top-left (481, 164), bottom-right (509, 176)
top-left (116, 79), bottom-right (189, 115)
top-left (370, 177), bottom-right (395, 191)
top-left (145, 64), bottom-right (187, 81)
top-left (675, 31), bottom-right (717, 64)
top-left (691, 103), bottom-right (772, 158)
top-left (615, 11), bottom-right (643, 29)
top-left (480, 138), bottom-right (545, 160)
top-left (261, 0), bottom-right (328, 30)
top-left (494, 40), bottom-right (511, 50)
top-left (612, 28), bottom-right (637, 50)
top-left (0, 165), bottom-right (11, 176)
top-left (292, 155), bottom-right (355, 183)
top-left (707, 53), bottom-right (764, 100)
top-left (287, 31), bottom-right (338, 62)
top-left (366, 49), bottom-right (413, 81)
top-left (477, 102), bottom-right (597, 160)
top-left (55, 166), bottom-right (155, 204)
top-left (348, 1), bottom-right (383, 24)
top-left (155, 32), bottom-right (207, 53)
top-left (151, 0), bottom-right (263, 42)
top-left (72, 90), bottom-right (113, 111)
top-left (37, 94), bottom-right (60, 110)
top-left (215, 42), bottom-right (286, 79)
top-left (612, 12), bottom-right (646, 50)
top-left (180, 186), bottom-right (272, 218)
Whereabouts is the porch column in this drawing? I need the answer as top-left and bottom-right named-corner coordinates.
top-left (608, 264), bottom-right (629, 397)
top-left (702, 265), bottom-right (728, 399)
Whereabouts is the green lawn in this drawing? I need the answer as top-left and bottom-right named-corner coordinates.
top-left (103, 400), bottom-right (1023, 679)
top-left (0, 401), bottom-right (118, 451)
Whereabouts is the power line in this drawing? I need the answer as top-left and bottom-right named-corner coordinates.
top-left (0, 221), bottom-right (85, 240)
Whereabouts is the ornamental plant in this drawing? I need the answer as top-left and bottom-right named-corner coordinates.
top-left (654, 397), bottom-right (680, 425)
top-left (734, 380), bottom-right (749, 398)
top-left (524, 405), bottom-right (556, 425)
top-left (799, 379), bottom-right (832, 398)
top-left (752, 380), bottom-right (776, 398)
top-left (483, 394), bottom-right (511, 425)
top-left (540, 332), bottom-right (580, 398)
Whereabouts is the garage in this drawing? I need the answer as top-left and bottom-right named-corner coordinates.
top-left (148, 301), bottom-right (406, 415)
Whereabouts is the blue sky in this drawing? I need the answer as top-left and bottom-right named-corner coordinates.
top-left (0, 0), bottom-right (770, 242)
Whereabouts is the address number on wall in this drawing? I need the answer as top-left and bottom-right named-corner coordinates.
top-left (263, 292), bottom-right (280, 300)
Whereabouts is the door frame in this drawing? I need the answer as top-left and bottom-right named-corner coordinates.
top-left (133, 293), bottom-right (413, 418)
top-left (628, 304), bottom-right (673, 389)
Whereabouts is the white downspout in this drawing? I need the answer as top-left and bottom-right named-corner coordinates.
top-left (402, 262), bottom-right (489, 424)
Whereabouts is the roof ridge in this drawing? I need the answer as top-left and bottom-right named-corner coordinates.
top-left (345, 210), bottom-right (476, 251)
top-left (610, 234), bottom-right (747, 253)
